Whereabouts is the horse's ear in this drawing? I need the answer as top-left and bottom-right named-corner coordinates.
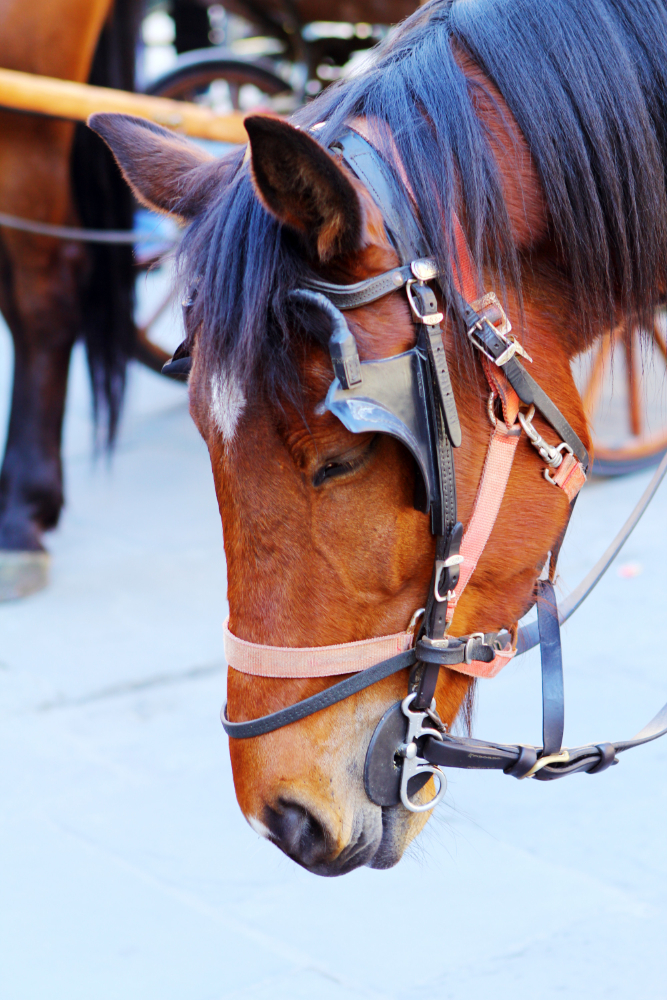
top-left (245, 115), bottom-right (362, 262)
top-left (88, 113), bottom-right (226, 220)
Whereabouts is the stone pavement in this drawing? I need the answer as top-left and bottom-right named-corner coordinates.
top-left (1, 306), bottom-right (666, 999)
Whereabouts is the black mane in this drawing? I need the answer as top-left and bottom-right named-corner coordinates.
top-left (180, 0), bottom-right (667, 398)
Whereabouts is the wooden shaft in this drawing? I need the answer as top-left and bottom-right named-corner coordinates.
top-left (0, 66), bottom-right (249, 143)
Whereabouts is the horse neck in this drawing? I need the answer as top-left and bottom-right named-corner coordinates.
top-left (0, 0), bottom-right (114, 80)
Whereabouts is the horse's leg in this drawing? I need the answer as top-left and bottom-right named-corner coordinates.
top-left (0, 0), bottom-right (113, 599)
top-left (0, 116), bottom-right (88, 598)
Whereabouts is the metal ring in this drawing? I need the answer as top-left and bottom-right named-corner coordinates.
top-left (487, 392), bottom-right (497, 429)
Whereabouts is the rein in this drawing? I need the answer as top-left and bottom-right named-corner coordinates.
top-left (0, 209), bottom-right (176, 246)
top-left (199, 128), bottom-right (667, 810)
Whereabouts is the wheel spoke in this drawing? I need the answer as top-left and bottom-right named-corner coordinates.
top-left (581, 331), bottom-right (613, 421)
top-left (136, 287), bottom-right (177, 338)
top-left (624, 325), bottom-right (642, 437)
top-left (651, 315), bottom-right (667, 364)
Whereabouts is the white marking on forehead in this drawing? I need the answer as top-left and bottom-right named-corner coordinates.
top-left (209, 371), bottom-right (246, 442)
top-left (247, 815), bottom-right (271, 839)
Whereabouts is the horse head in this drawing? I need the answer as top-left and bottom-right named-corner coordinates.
top-left (91, 0), bottom-right (667, 872)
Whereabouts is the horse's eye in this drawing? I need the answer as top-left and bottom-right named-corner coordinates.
top-left (312, 436), bottom-right (377, 487)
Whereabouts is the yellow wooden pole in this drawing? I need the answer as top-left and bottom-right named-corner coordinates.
top-left (0, 67), bottom-right (249, 144)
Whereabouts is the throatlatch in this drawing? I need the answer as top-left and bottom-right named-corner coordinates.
top-left (209, 127), bottom-right (667, 810)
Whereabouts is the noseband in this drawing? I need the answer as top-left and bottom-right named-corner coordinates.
top-left (208, 129), bottom-right (667, 811)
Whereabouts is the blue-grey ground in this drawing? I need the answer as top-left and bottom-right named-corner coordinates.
top-left (1, 282), bottom-right (665, 1000)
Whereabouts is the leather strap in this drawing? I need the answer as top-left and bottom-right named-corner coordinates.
top-left (332, 129), bottom-right (428, 263)
top-left (445, 419), bottom-right (522, 625)
top-left (222, 649), bottom-right (417, 738)
top-left (222, 626), bottom-right (520, 740)
top-left (463, 293), bottom-right (588, 468)
top-left (421, 694), bottom-right (667, 779)
top-left (424, 322), bottom-right (462, 448)
top-left (537, 579), bottom-right (565, 756)
top-left (306, 264), bottom-right (416, 310)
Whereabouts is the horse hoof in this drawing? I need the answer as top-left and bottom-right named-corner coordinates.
top-left (0, 551), bottom-right (50, 601)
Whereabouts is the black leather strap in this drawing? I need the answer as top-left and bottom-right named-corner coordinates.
top-left (332, 129), bottom-right (428, 264)
top-left (503, 359), bottom-right (588, 469)
top-left (537, 579), bottom-right (564, 756)
top-left (425, 322), bottom-right (462, 448)
top-left (421, 694), bottom-right (667, 779)
top-left (305, 265), bottom-right (415, 310)
top-left (415, 632), bottom-right (504, 665)
top-left (221, 648), bottom-right (417, 738)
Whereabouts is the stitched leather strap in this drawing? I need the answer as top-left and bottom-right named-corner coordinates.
top-left (222, 618), bottom-right (414, 677)
top-left (306, 264), bottom-right (416, 310)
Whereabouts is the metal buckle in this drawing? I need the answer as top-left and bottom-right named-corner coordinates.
top-left (470, 292), bottom-right (512, 337)
top-left (434, 554), bottom-right (464, 602)
top-left (467, 292), bottom-right (532, 366)
top-left (419, 635), bottom-right (450, 649)
top-left (464, 632), bottom-right (486, 664)
top-left (406, 280), bottom-right (444, 326)
top-left (396, 693), bottom-right (448, 812)
top-left (521, 749), bottom-right (570, 779)
top-left (410, 258), bottom-right (440, 282)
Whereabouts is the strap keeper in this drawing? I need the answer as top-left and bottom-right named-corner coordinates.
top-left (504, 744), bottom-right (538, 778)
top-left (586, 742), bottom-right (617, 774)
top-left (464, 632), bottom-right (486, 664)
top-left (434, 522), bottom-right (464, 601)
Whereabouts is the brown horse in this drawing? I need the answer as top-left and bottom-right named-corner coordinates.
top-left (0, 0), bottom-right (138, 599)
top-left (91, 0), bottom-right (667, 874)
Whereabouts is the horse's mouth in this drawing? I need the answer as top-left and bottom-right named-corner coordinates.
top-left (366, 805), bottom-right (410, 870)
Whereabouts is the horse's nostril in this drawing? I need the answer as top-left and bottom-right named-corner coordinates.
top-left (264, 800), bottom-right (329, 868)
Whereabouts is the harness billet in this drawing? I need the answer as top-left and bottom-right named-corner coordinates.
top-left (167, 128), bottom-right (667, 811)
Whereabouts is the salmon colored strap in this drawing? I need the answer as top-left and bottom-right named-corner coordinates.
top-left (452, 213), bottom-right (478, 301)
top-left (224, 620), bottom-right (414, 677)
top-left (446, 418), bottom-right (522, 625)
top-left (447, 643), bottom-right (516, 680)
top-left (548, 450), bottom-right (587, 501)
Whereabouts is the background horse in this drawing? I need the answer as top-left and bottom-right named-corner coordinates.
top-left (92, 0), bottom-right (667, 875)
top-left (0, 0), bottom-right (139, 599)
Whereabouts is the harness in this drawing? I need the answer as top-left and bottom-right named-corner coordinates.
top-left (169, 129), bottom-right (667, 811)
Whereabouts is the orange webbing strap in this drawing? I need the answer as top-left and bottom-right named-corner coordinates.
top-left (452, 213), bottom-right (479, 302)
top-left (445, 415), bottom-right (521, 600)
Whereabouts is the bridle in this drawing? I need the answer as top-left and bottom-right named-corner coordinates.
top-left (167, 128), bottom-right (667, 812)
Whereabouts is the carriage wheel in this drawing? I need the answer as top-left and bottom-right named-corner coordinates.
top-left (575, 311), bottom-right (667, 476)
top-left (146, 54), bottom-right (294, 113)
top-left (133, 55), bottom-right (294, 376)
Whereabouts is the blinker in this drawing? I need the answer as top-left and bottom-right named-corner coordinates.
top-left (162, 339), bottom-right (192, 381)
top-left (290, 288), bottom-right (442, 516)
